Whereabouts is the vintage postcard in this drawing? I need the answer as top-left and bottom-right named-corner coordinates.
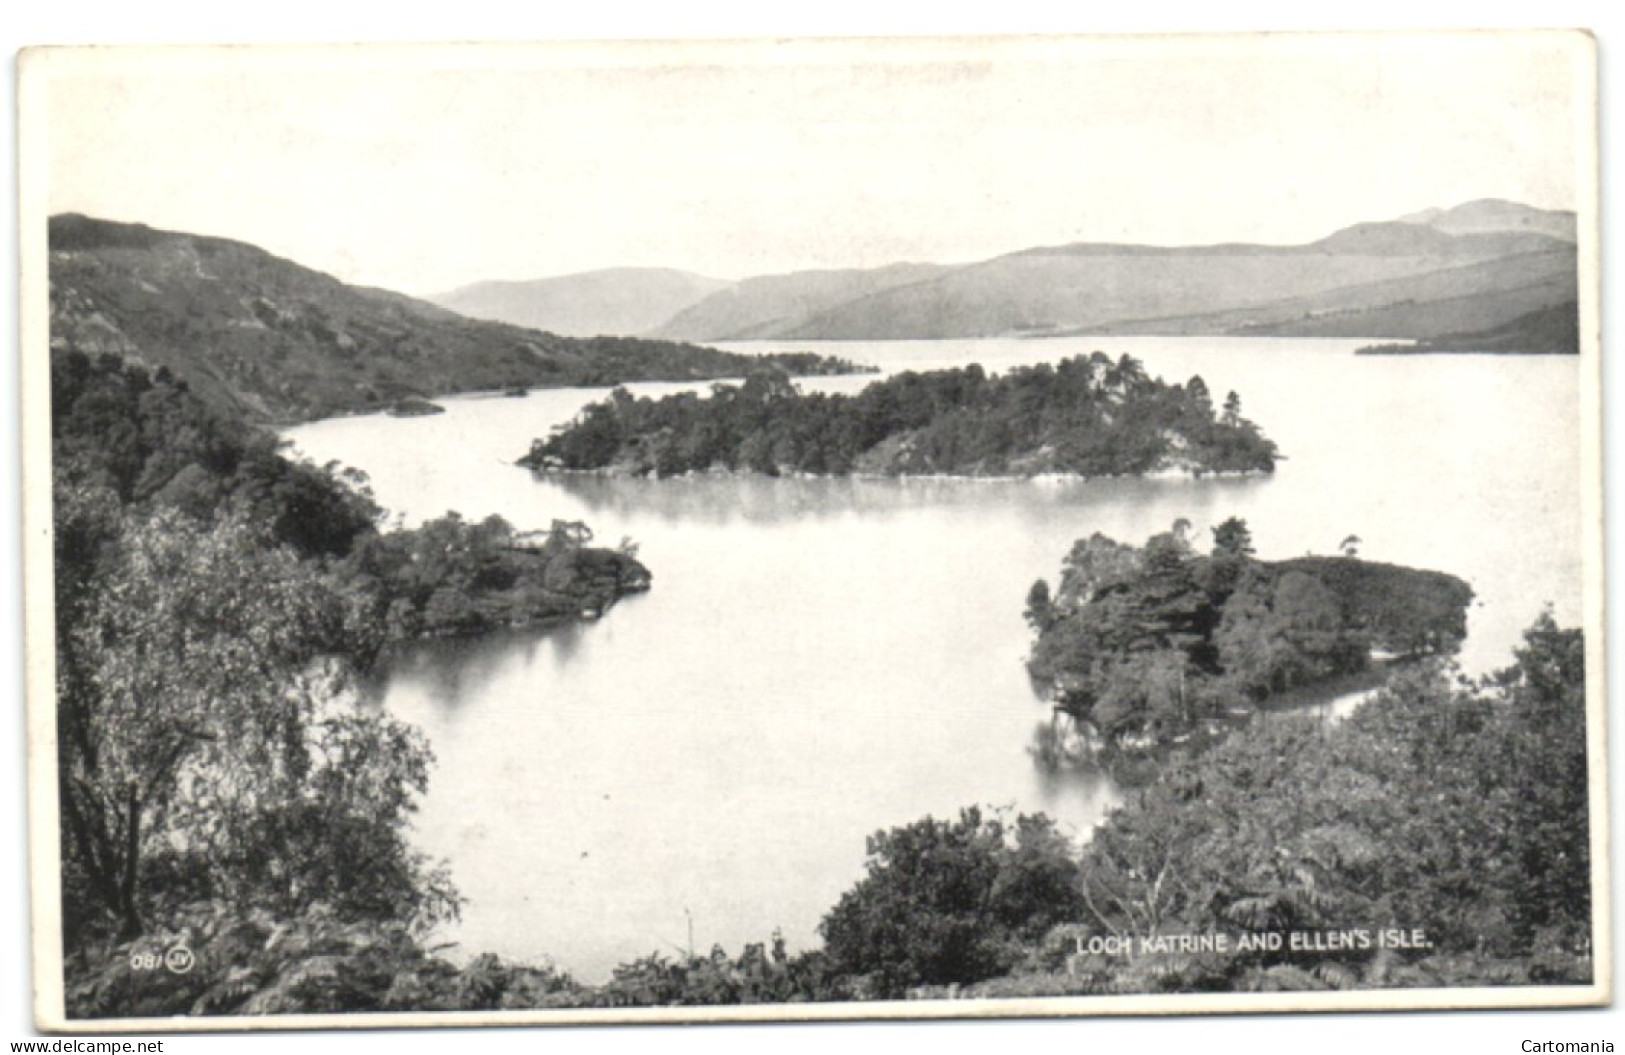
top-left (18, 31), bottom-right (1607, 1032)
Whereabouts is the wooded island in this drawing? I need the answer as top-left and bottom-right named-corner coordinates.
top-left (1024, 519), bottom-right (1473, 752)
top-left (520, 353), bottom-right (1279, 478)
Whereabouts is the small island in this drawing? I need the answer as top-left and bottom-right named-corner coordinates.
top-left (519, 353), bottom-right (1278, 478)
top-left (751, 350), bottom-right (880, 377)
top-left (1025, 518), bottom-right (1473, 755)
top-left (387, 397), bottom-right (447, 417)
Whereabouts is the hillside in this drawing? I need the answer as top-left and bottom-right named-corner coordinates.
top-left (1355, 301), bottom-right (1580, 356)
top-left (1093, 248), bottom-right (1575, 340)
top-left (429, 267), bottom-right (730, 337)
top-left (637, 201), bottom-right (1577, 342)
top-left (47, 215), bottom-right (853, 423)
top-left (774, 227), bottom-right (1569, 341)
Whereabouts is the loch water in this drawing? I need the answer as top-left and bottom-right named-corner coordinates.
top-left (284, 336), bottom-right (1582, 980)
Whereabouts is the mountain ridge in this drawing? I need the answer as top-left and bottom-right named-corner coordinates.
top-left (646, 201), bottom-right (1578, 341)
top-left (47, 214), bottom-right (858, 424)
top-left (648, 262), bottom-right (953, 342)
top-left (429, 267), bottom-right (731, 338)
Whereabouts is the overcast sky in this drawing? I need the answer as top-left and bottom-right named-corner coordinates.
top-left (34, 32), bottom-right (1591, 295)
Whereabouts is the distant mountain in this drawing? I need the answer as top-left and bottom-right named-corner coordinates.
top-left (1400, 198), bottom-right (1578, 242)
top-left (56, 200), bottom-right (1577, 419)
top-left (1304, 221), bottom-right (1561, 258)
top-left (650, 263), bottom-right (953, 341)
top-left (429, 268), bottom-right (730, 337)
top-left (47, 215), bottom-right (853, 423)
top-left (639, 201), bottom-right (1577, 343)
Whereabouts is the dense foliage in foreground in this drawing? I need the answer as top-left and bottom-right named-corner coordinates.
top-left (66, 614), bottom-right (1589, 1015)
top-left (520, 353), bottom-right (1278, 478)
top-left (1050, 614), bottom-right (1591, 996)
top-left (1024, 519), bottom-right (1472, 749)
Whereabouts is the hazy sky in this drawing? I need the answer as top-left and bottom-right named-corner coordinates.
top-left (35, 32), bottom-right (1591, 295)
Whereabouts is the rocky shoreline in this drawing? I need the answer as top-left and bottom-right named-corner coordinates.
top-left (517, 459), bottom-right (1274, 484)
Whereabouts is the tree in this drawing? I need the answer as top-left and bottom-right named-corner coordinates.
top-left (57, 508), bottom-right (452, 943)
top-left (1473, 611), bottom-right (1590, 952)
top-left (1212, 570), bottom-right (1302, 696)
top-left (1185, 375), bottom-right (1214, 417)
top-left (1090, 648), bottom-right (1191, 741)
top-left (1023, 579), bottom-right (1055, 632)
top-left (819, 808), bottom-right (1084, 997)
top-left (547, 518), bottom-right (594, 549)
top-left (1211, 517), bottom-right (1255, 560)
top-left (1054, 532), bottom-right (1143, 609)
top-left (1142, 526), bottom-right (1194, 573)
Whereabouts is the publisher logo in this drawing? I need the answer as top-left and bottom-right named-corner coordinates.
top-left (162, 945), bottom-right (195, 974)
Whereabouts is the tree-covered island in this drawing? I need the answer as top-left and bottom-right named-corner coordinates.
top-left (1025, 518), bottom-right (1474, 753)
top-left (518, 353), bottom-right (1279, 478)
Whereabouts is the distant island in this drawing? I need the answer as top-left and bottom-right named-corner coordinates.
top-left (1025, 518), bottom-right (1473, 754)
top-left (387, 397), bottom-right (446, 417)
top-left (1355, 301), bottom-right (1579, 356)
top-left (750, 350), bottom-right (879, 377)
top-left (518, 353), bottom-right (1279, 478)
top-left (47, 214), bottom-right (868, 424)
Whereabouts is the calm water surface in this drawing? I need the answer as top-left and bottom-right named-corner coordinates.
top-left (284, 337), bottom-right (1581, 980)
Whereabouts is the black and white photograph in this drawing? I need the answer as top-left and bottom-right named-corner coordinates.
top-left (15, 25), bottom-right (1609, 1035)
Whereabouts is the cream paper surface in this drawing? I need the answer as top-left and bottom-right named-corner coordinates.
top-left (19, 32), bottom-right (1607, 1031)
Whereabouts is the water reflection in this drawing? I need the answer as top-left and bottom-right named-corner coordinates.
top-left (1025, 722), bottom-right (1120, 835)
top-left (540, 467), bottom-right (1268, 527)
top-left (372, 618), bottom-right (602, 711)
